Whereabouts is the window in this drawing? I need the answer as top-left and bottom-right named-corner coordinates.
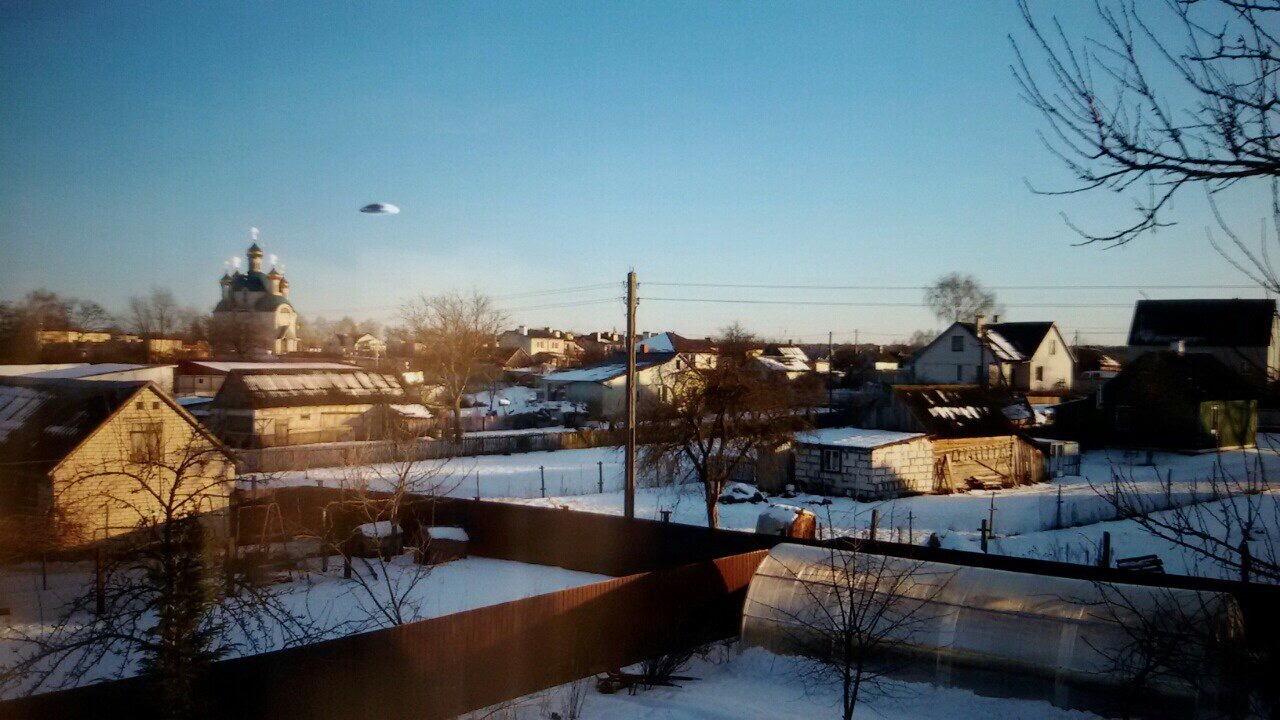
top-left (1209, 404), bottom-right (1221, 436)
top-left (820, 448), bottom-right (842, 473)
top-left (950, 335), bottom-right (963, 352)
top-left (135, 401), bottom-right (144, 410)
top-left (129, 423), bottom-right (163, 463)
top-left (1048, 339), bottom-right (1056, 355)
top-left (151, 401), bottom-right (160, 410)
top-left (1035, 366), bottom-right (1044, 381)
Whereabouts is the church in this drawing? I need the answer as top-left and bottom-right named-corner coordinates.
top-left (213, 231), bottom-right (299, 355)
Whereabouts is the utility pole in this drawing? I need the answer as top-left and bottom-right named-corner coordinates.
top-left (624, 270), bottom-right (638, 520)
top-left (827, 330), bottom-right (834, 408)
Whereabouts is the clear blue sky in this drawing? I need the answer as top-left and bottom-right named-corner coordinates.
top-left (0, 1), bottom-right (1269, 344)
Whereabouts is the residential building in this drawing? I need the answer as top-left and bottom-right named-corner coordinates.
top-left (175, 360), bottom-right (357, 397)
top-left (1127, 298), bottom-right (1279, 381)
top-left (213, 233), bottom-right (299, 355)
top-left (498, 326), bottom-right (579, 357)
top-left (205, 367), bottom-right (432, 448)
top-left (907, 319), bottom-right (1074, 393)
top-left (1053, 351), bottom-right (1258, 451)
top-left (540, 352), bottom-right (684, 418)
top-left (636, 332), bottom-right (718, 369)
top-left (0, 377), bottom-right (235, 545)
top-left (333, 333), bottom-right (387, 358)
top-left (755, 346), bottom-right (812, 379)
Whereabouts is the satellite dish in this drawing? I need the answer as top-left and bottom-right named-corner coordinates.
top-left (360, 203), bottom-right (400, 215)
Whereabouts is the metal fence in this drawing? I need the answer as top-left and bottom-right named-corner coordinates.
top-left (0, 551), bottom-right (766, 720)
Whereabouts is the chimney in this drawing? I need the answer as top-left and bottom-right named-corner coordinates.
top-left (974, 314), bottom-right (986, 336)
top-left (519, 325), bottom-right (528, 335)
top-left (1171, 339), bottom-right (1186, 355)
top-left (992, 314), bottom-right (1001, 324)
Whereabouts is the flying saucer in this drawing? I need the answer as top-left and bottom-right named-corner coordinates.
top-left (360, 203), bottom-right (400, 215)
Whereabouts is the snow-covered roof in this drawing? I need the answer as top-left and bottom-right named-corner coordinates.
top-left (427, 526), bottom-right (469, 542)
top-left (390, 403), bottom-right (433, 419)
top-left (795, 427), bottom-right (925, 449)
top-left (756, 355), bottom-right (810, 373)
top-left (981, 330), bottom-right (1024, 362)
top-left (356, 520), bottom-right (398, 538)
top-left (212, 368), bottom-right (411, 409)
top-left (636, 332), bottom-right (716, 354)
top-left (0, 384), bottom-right (49, 442)
top-left (0, 364), bottom-right (86, 377)
top-left (542, 352), bottom-right (678, 384)
top-left (24, 363), bottom-right (166, 379)
top-left (180, 360), bottom-right (356, 374)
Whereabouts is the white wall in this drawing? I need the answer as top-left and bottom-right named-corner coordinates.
top-left (908, 324), bottom-right (989, 384)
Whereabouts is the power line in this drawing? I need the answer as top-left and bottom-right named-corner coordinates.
top-left (646, 281), bottom-right (1257, 291)
top-left (501, 297), bottom-right (620, 312)
top-left (645, 296), bottom-right (1138, 309)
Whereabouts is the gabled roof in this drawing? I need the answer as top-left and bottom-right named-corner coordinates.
top-left (542, 352), bottom-right (678, 384)
top-left (891, 385), bottom-right (1022, 438)
top-left (952, 321), bottom-right (1058, 362)
top-left (178, 360), bottom-right (356, 375)
top-left (1127, 299), bottom-right (1276, 348)
top-left (209, 368), bottom-right (412, 409)
top-left (636, 332), bottom-right (717, 354)
top-left (0, 377), bottom-right (208, 475)
top-left (22, 363), bottom-right (163, 379)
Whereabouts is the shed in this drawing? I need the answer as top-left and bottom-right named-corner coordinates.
top-left (793, 427), bottom-right (933, 500)
top-left (416, 526), bottom-right (470, 565)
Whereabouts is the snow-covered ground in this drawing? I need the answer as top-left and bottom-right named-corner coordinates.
top-left (0, 556), bottom-right (609, 698)
top-left (460, 385), bottom-right (582, 417)
top-left (470, 645), bottom-right (1101, 720)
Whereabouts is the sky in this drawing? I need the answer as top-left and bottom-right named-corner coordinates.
top-left (0, 1), bottom-right (1272, 345)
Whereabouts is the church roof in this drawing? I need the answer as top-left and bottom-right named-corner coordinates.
top-left (247, 243), bottom-right (263, 256)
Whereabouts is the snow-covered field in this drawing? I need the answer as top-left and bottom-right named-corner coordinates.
top-left (0, 556), bottom-right (609, 698)
top-left (258, 438), bottom-right (1280, 579)
top-left (472, 645), bottom-right (1101, 720)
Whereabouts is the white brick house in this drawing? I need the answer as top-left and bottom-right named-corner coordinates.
top-left (793, 427), bottom-right (934, 500)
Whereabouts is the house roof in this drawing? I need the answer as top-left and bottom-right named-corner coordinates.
top-left (795, 427), bottom-right (925, 450)
top-left (952, 322), bottom-right (1056, 362)
top-left (1127, 299), bottom-right (1276, 348)
top-left (891, 385), bottom-right (1022, 437)
top-left (1108, 351), bottom-right (1258, 401)
top-left (21, 363), bottom-right (164, 380)
top-left (0, 377), bottom-right (148, 473)
top-left (178, 360), bottom-right (356, 375)
top-left (541, 352), bottom-right (678, 384)
top-left (636, 332), bottom-right (717, 354)
top-left (755, 355), bottom-right (811, 374)
top-left (209, 368), bottom-right (412, 409)
top-left (503, 327), bottom-right (570, 340)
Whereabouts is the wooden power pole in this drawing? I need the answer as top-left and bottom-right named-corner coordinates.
top-left (624, 270), bottom-right (638, 519)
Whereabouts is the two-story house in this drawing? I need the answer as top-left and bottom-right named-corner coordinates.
top-left (498, 326), bottom-right (580, 358)
top-left (906, 319), bottom-right (1074, 393)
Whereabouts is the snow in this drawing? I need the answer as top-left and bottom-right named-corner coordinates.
top-left (636, 332), bottom-right (676, 353)
top-left (983, 329), bottom-right (1024, 361)
top-left (761, 503), bottom-right (803, 524)
top-left (795, 426), bottom-right (924, 449)
top-left (23, 363), bottom-right (159, 379)
top-left (389, 403), bottom-right (433, 419)
top-left (0, 556), bottom-right (609, 699)
top-left (427, 526), bottom-right (469, 542)
top-left (475, 645), bottom-right (1102, 720)
top-left (542, 363), bottom-right (630, 383)
top-left (182, 361), bottom-right (355, 373)
top-left (356, 520), bottom-right (398, 538)
top-left (0, 385), bottom-right (48, 441)
top-left (461, 385), bottom-right (582, 417)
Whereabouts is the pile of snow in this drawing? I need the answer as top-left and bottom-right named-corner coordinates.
top-left (427, 526), bottom-right (469, 542)
top-left (720, 482), bottom-right (764, 504)
top-left (355, 520), bottom-right (398, 538)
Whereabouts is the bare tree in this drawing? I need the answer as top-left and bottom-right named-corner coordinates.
top-left (923, 273), bottom-right (998, 324)
top-left (128, 287), bottom-right (184, 339)
top-left (1013, 0), bottom-right (1280, 246)
top-left (640, 325), bottom-right (815, 529)
top-left (208, 311), bottom-right (271, 358)
top-left (765, 543), bottom-right (952, 720)
top-left (399, 291), bottom-right (506, 441)
top-left (0, 426), bottom-right (317, 716)
top-left (319, 435), bottom-right (463, 629)
top-left (69, 300), bottom-right (115, 333)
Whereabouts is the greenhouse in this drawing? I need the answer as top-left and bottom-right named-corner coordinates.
top-left (740, 544), bottom-right (1245, 717)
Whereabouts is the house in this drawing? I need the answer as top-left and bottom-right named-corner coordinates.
top-left (205, 367), bottom-right (432, 448)
top-left (334, 333), bottom-right (387, 358)
top-left (755, 346), bottom-right (812, 379)
top-left (793, 428), bottom-right (934, 499)
top-left (907, 319), bottom-right (1074, 394)
top-left (636, 332), bottom-right (718, 369)
top-left (575, 331), bottom-right (627, 359)
top-left (1053, 351), bottom-right (1258, 451)
top-left (212, 233), bottom-right (299, 355)
top-left (0, 377), bottom-right (236, 546)
top-left (1074, 347), bottom-right (1124, 393)
top-left (16, 363), bottom-right (176, 395)
top-left (175, 360), bottom-right (357, 398)
top-left (498, 326), bottom-right (579, 358)
top-left (1127, 298), bottom-right (1279, 382)
top-left (540, 352), bottom-right (684, 419)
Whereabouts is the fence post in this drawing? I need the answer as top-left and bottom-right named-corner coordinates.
top-left (979, 519), bottom-right (989, 553)
top-left (1099, 531), bottom-right (1111, 568)
top-left (598, 461), bottom-right (604, 494)
top-left (343, 554), bottom-right (352, 580)
top-left (1055, 484), bottom-right (1063, 529)
top-left (476, 472), bottom-right (481, 501)
top-left (908, 511), bottom-right (914, 545)
top-left (869, 509), bottom-right (879, 542)
top-left (40, 553), bottom-right (47, 591)
top-left (540, 466), bottom-right (546, 498)
top-left (1240, 539), bottom-right (1252, 583)
top-left (225, 536), bottom-right (236, 595)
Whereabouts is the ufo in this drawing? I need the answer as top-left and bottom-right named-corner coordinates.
top-left (360, 203), bottom-right (400, 215)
